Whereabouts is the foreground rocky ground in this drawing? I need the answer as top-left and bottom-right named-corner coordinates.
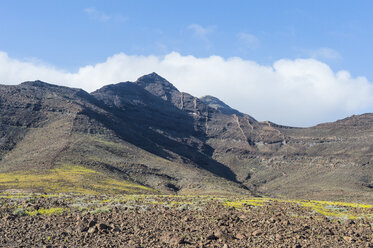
top-left (1, 193), bottom-right (373, 247)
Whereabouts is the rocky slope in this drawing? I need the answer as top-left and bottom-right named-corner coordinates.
top-left (2, 193), bottom-right (373, 247)
top-left (0, 73), bottom-right (372, 201)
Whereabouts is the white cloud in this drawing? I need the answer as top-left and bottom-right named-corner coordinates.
top-left (238, 32), bottom-right (260, 49)
top-left (84, 7), bottom-right (127, 22)
top-left (0, 51), bottom-right (372, 127)
top-left (309, 47), bottom-right (342, 61)
top-left (187, 24), bottom-right (215, 39)
top-left (0, 52), bottom-right (67, 85)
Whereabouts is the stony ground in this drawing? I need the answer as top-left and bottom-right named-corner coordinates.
top-left (1, 193), bottom-right (373, 247)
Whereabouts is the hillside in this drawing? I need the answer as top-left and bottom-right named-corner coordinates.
top-left (0, 73), bottom-right (372, 202)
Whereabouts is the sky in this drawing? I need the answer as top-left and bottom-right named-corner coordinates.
top-left (0, 0), bottom-right (373, 127)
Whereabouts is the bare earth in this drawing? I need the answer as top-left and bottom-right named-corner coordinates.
top-left (1, 194), bottom-right (373, 247)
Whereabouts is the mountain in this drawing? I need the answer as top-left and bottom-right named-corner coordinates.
top-left (0, 73), bottom-right (372, 202)
top-left (200, 95), bottom-right (242, 116)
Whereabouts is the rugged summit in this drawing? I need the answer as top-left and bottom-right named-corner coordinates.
top-left (134, 72), bottom-right (179, 101)
top-left (0, 73), bottom-right (372, 202)
top-left (200, 95), bottom-right (242, 116)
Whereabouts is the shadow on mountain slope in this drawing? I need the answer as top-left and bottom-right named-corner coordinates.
top-left (85, 83), bottom-right (238, 182)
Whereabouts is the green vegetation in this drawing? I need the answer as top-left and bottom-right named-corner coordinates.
top-left (223, 197), bottom-right (373, 219)
top-left (26, 208), bottom-right (69, 216)
top-left (1, 192), bottom-right (373, 220)
top-left (12, 207), bottom-right (27, 217)
top-left (0, 164), bottom-right (154, 194)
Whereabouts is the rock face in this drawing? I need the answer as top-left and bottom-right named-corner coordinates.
top-left (0, 73), bottom-right (372, 201)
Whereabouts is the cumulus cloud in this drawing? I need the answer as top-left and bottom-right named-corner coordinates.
top-left (0, 51), bottom-right (372, 127)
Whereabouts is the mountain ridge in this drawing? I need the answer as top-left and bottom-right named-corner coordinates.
top-left (0, 73), bottom-right (372, 202)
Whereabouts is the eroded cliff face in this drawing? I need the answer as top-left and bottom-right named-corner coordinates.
top-left (0, 73), bottom-right (372, 201)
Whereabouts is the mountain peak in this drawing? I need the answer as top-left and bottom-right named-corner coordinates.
top-left (134, 72), bottom-right (179, 101)
top-left (200, 95), bottom-right (241, 115)
top-left (135, 73), bottom-right (177, 89)
top-left (21, 80), bottom-right (58, 88)
top-left (137, 72), bottom-right (165, 81)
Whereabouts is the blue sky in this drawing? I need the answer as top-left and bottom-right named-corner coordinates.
top-left (1, 0), bottom-right (372, 75)
top-left (0, 0), bottom-right (373, 126)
